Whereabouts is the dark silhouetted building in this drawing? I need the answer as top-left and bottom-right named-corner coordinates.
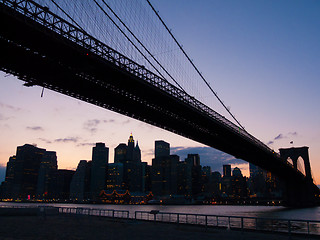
top-left (152, 140), bottom-right (179, 196)
top-left (142, 162), bottom-right (152, 192)
top-left (36, 151), bottom-right (57, 199)
top-left (155, 140), bottom-right (170, 158)
top-left (56, 169), bottom-right (75, 200)
top-left (90, 143), bottom-right (109, 200)
top-left (177, 160), bottom-right (192, 196)
top-left (249, 163), bottom-right (266, 197)
top-left (106, 163), bottom-right (123, 190)
top-left (1, 144), bottom-right (50, 199)
top-left (114, 143), bottom-right (127, 164)
top-left (223, 164), bottom-right (231, 177)
top-left (222, 165), bottom-right (232, 197)
top-left (112, 134), bottom-right (143, 192)
top-left (211, 171), bottom-right (222, 198)
top-left (186, 154), bottom-right (202, 196)
top-left (231, 167), bottom-right (247, 198)
top-left (0, 155), bottom-right (16, 199)
top-left (70, 160), bottom-right (91, 201)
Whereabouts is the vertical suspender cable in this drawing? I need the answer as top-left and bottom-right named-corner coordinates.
top-left (100, 0), bottom-right (186, 93)
top-left (146, 0), bottom-right (246, 131)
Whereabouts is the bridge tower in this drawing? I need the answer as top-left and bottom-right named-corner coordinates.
top-left (279, 146), bottom-right (316, 207)
top-left (279, 147), bottom-right (312, 180)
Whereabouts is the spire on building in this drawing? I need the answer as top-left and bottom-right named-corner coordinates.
top-left (128, 133), bottom-right (134, 143)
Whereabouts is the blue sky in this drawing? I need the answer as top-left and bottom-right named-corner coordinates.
top-left (0, 0), bottom-right (320, 183)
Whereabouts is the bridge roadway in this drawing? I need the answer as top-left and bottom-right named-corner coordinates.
top-left (0, 0), bottom-right (319, 206)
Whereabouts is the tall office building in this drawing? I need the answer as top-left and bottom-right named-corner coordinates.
top-left (155, 140), bottom-right (170, 158)
top-left (90, 143), bottom-right (109, 200)
top-left (114, 143), bottom-right (127, 164)
top-left (152, 141), bottom-right (179, 196)
top-left (222, 164), bottom-right (232, 197)
top-left (3, 144), bottom-right (47, 199)
top-left (177, 160), bottom-right (192, 196)
top-left (186, 154), bottom-right (202, 196)
top-left (113, 134), bottom-right (143, 192)
top-left (152, 154), bottom-right (179, 196)
top-left (0, 156), bottom-right (16, 199)
top-left (231, 167), bottom-right (247, 198)
top-left (36, 151), bottom-right (57, 199)
top-left (70, 160), bottom-right (91, 201)
top-left (223, 164), bottom-right (232, 177)
top-left (106, 163), bottom-right (123, 190)
top-left (56, 169), bottom-right (75, 200)
top-left (124, 134), bottom-right (142, 191)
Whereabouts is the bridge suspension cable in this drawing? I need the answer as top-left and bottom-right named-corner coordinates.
top-left (92, 0), bottom-right (187, 93)
top-left (49, 0), bottom-right (85, 31)
top-left (98, 0), bottom-right (186, 93)
top-left (146, 0), bottom-right (246, 131)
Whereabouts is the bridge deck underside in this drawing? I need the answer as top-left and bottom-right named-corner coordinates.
top-left (0, 3), bottom-right (318, 198)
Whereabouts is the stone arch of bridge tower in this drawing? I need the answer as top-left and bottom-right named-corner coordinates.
top-left (279, 147), bottom-right (312, 180)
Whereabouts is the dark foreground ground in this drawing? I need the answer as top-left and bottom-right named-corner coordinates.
top-left (0, 214), bottom-right (317, 240)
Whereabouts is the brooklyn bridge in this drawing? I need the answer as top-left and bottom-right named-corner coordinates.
top-left (0, 0), bottom-right (319, 207)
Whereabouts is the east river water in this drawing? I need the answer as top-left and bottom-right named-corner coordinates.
top-left (1, 202), bottom-right (320, 221)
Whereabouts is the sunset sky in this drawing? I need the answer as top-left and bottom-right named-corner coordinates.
top-left (1, 0), bottom-right (320, 184)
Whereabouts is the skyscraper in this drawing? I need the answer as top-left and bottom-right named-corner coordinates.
top-left (70, 160), bottom-right (91, 201)
top-left (4, 144), bottom-right (47, 199)
top-left (155, 140), bottom-right (170, 158)
top-left (56, 169), bottom-right (75, 200)
top-left (36, 151), bottom-right (57, 199)
top-left (186, 154), bottom-right (202, 196)
top-left (222, 164), bottom-right (232, 197)
top-left (0, 156), bottom-right (16, 199)
top-left (152, 155), bottom-right (179, 196)
top-left (223, 164), bottom-right (232, 177)
top-left (114, 143), bottom-right (127, 164)
top-left (90, 143), bottom-right (109, 200)
top-left (124, 134), bottom-right (143, 192)
top-left (113, 134), bottom-right (143, 192)
top-left (152, 141), bottom-right (179, 196)
top-left (106, 163), bottom-right (123, 190)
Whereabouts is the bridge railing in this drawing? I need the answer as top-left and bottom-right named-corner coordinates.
top-left (0, 205), bottom-right (130, 218)
top-left (58, 207), bottom-right (129, 219)
top-left (1, 0), bottom-right (281, 160)
top-left (135, 210), bottom-right (320, 236)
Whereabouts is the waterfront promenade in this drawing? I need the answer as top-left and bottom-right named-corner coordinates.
top-left (0, 214), bottom-right (317, 240)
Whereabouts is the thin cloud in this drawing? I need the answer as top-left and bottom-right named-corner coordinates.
top-left (0, 102), bottom-right (22, 112)
top-left (83, 119), bottom-right (100, 133)
top-left (103, 119), bottom-right (115, 123)
top-left (171, 146), bottom-right (246, 172)
top-left (171, 146), bottom-right (186, 152)
top-left (0, 113), bottom-right (10, 121)
top-left (76, 143), bottom-right (95, 147)
top-left (274, 134), bottom-right (285, 140)
top-left (54, 137), bottom-right (79, 143)
top-left (268, 131), bottom-right (298, 145)
top-left (38, 138), bottom-right (52, 144)
top-left (289, 132), bottom-right (298, 136)
top-left (83, 119), bottom-right (115, 133)
top-left (26, 126), bottom-right (44, 131)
